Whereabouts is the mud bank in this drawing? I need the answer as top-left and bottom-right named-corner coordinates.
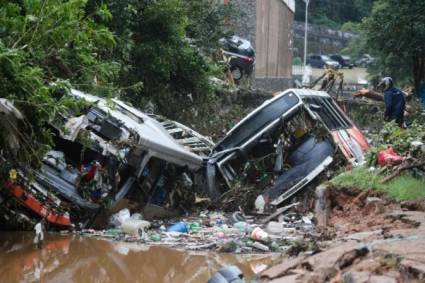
top-left (260, 187), bottom-right (425, 283)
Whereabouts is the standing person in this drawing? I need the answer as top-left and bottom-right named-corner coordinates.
top-left (355, 77), bottom-right (406, 126)
top-left (33, 219), bottom-right (45, 249)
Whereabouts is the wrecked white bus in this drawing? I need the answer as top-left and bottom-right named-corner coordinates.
top-left (0, 89), bottom-right (213, 229)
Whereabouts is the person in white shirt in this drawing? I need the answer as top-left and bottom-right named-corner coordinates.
top-left (33, 219), bottom-right (45, 249)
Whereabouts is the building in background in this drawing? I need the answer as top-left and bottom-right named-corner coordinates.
top-left (225, 0), bottom-right (295, 91)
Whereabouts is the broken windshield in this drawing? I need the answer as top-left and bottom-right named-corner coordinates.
top-left (215, 92), bottom-right (300, 151)
top-left (305, 97), bottom-right (352, 130)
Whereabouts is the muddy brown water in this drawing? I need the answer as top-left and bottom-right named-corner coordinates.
top-left (0, 232), bottom-right (278, 283)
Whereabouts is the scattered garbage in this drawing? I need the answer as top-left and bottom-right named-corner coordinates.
top-left (167, 222), bottom-right (189, 233)
top-left (251, 227), bottom-right (269, 242)
top-left (121, 219), bottom-right (151, 235)
top-left (377, 147), bottom-right (404, 166)
top-left (77, 208), bottom-right (314, 254)
top-left (110, 209), bottom-right (131, 227)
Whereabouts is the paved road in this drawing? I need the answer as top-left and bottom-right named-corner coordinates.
top-left (294, 66), bottom-right (370, 85)
top-left (311, 67), bottom-right (369, 85)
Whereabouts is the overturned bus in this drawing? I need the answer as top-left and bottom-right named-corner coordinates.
top-left (0, 89), bottom-right (213, 229)
top-left (207, 88), bottom-right (369, 212)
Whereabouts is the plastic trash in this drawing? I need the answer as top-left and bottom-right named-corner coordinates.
top-left (233, 222), bottom-right (251, 233)
top-left (208, 265), bottom-right (245, 283)
top-left (302, 216), bottom-right (312, 225)
top-left (266, 221), bottom-right (284, 235)
top-left (109, 208), bottom-right (131, 227)
top-left (121, 219), bottom-right (151, 235)
top-left (251, 227), bottom-right (269, 242)
top-left (231, 212), bottom-right (246, 223)
top-left (105, 228), bottom-right (121, 236)
top-left (189, 222), bottom-right (200, 232)
top-left (150, 234), bottom-right (161, 241)
top-left (215, 231), bottom-right (226, 239)
top-left (167, 221), bottom-right (188, 233)
top-left (251, 241), bottom-right (270, 252)
top-left (377, 147), bottom-right (404, 167)
top-left (130, 213), bottom-right (143, 220)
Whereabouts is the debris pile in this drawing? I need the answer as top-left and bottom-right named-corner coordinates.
top-left (77, 207), bottom-right (316, 254)
top-left (0, 87), bottom-right (369, 234)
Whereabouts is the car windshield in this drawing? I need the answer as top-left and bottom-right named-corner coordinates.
top-left (215, 92), bottom-right (300, 150)
top-left (321, 55), bottom-right (331, 60)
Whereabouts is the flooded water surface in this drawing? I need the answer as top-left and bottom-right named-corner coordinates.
top-left (0, 232), bottom-right (277, 283)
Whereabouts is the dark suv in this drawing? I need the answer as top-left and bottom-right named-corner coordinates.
top-left (307, 55), bottom-right (340, 69)
top-left (219, 35), bottom-right (255, 82)
top-left (330, 55), bottom-right (354, 69)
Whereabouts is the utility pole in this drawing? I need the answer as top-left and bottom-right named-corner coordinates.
top-left (303, 0), bottom-right (310, 67)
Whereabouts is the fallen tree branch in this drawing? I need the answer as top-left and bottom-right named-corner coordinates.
top-left (260, 202), bottom-right (300, 224)
top-left (381, 161), bottom-right (425, 183)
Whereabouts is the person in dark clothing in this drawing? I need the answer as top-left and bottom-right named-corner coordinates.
top-left (355, 77), bottom-right (406, 126)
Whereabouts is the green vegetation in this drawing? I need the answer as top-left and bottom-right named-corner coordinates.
top-left (0, 0), bottom-right (117, 166)
top-left (331, 167), bottom-right (425, 201)
top-left (332, 120), bottom-right (425, 202)
top-left (0, 0), bottom-right (233, 173)
top-left (365, 121), bottom-right (425, 166)
top-left (295, 0), bottom-right (374, 29)
top-left (344, 0), bottom-right (425, 92)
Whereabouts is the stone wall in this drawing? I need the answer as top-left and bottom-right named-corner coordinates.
top-left (228, 0), bottom-right (257, 48)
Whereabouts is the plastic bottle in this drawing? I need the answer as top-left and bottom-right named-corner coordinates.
top-left (167, 221), bottom-right (188, 233)
top-left (233, 221), bottom-right (251, 233)
top-left (189, 222), bottom-right (200, 232)
top-left (252, 241), bottom-right (270, 252)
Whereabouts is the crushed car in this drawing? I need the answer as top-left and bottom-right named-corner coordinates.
top-left (206, 88), bottom-right (369, 212)
top-left (0, 89), bottom-right (214, 229)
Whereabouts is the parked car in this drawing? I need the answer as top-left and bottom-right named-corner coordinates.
top-left (307, 55), bottom-right (340, 69)
top-left (219, 35), bottom-right (255, 82)
top-left (207, 88), bottom-right (369, 212)
top-left (355, 54), bottom-right (375, 67)
top-left (330, 54), bottom-right (354, 69)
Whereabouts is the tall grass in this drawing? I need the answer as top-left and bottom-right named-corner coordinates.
top-left (331, 167), bottom-right (425, 201)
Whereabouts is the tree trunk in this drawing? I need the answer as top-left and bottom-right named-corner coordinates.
top-left (413, 57), bottom-right (421, 96)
